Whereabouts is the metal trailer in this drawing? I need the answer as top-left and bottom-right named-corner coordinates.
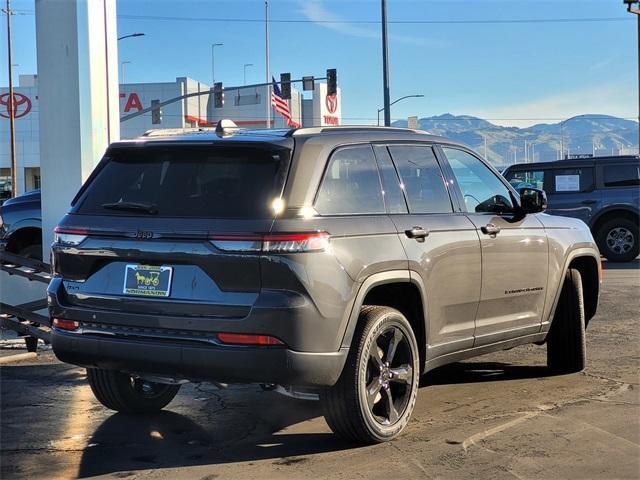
top-left (0, 251), bottom-right (51, 352)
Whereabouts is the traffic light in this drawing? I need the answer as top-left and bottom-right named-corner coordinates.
top-left (327, 69), bottom-right (337, 96)
top-left (280, 73), bottom-right (291, 100)
top-left (214, 82), bottom-right (224, 108)
top-left (302, 76), bottom-right (315, 91)
top-left (151, 99), bottom-right (162, 124)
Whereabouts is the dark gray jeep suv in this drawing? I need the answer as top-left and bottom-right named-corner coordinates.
top-left (49, 125), bottom-right (600, 443)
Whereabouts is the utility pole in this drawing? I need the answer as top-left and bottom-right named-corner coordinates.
top-left (265, 1), bottom-right (271, 129)
top-left (381, 0), bottom-right (391, 126)
top-left (624, 1), bottom-right (640, 153)
top-left (211, 43), bottom-right (223, 85)
top-left (4, 0), bottom-right (16, 197)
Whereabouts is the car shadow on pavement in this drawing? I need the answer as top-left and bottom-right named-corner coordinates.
top-left (422, 361), bottom-right (552, 387)
top-left (76, 396), bottom-right (356, 478)
top-left (602, 259), bottom-right (639, 270)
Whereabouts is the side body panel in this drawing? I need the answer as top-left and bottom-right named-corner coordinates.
top-left (464, 212), bottom-right (549, 344)
top-left (391, 214), bottom-right (481, 358)
top-left (536, 213), bottom-right (600, 333)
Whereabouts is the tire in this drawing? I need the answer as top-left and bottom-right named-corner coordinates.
top-left (87, 368), bottom-right (180, 413)
top-left (321, 306), bottom-right (420, 444)
top-left (18, 243), bottom-right (43, 261)
top-left (596, 217), bottom-right (639, 263)
top-left (547, 268), bottom-right (586, 373)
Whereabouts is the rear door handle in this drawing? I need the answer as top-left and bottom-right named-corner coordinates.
top-left (581, 199), bottom-right (597, 205)
top-left (481, 223), bottom-right (501, 236)
top-left (405, 226), bottom-right (430, 240)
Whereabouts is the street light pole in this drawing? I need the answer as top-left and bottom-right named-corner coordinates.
top-left (377, 94), bottom-right (424, 126)
top-left (243, 63), bottom-right (253, 85)
top-left (625, 1), bottom-right (640, 153)
top-left (211, 43), bottom-right (223, 85)
top-left (120, 61), bottom-right (131, 85)
top-left (381, 0), bottom-right (391, 127)
top-left (3, 0), bottom-right (16, 197)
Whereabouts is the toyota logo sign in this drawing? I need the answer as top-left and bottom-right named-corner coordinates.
top-left (325, 94), bottom-right (338, 114)
top-left (0, 92), bottom-right (32, 119)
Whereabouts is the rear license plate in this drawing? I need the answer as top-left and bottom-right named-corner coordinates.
top-left (123, 264), bottom-right (173, 297)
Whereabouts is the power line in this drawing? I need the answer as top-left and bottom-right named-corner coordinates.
top-left (115, 14), bottom-right (632, 25)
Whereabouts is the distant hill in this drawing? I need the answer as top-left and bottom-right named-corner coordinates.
top-left (392, 114), bottom-right (639, 165)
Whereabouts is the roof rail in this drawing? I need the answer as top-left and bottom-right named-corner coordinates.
top-left (290, 125), bottom-right (429, 136)
top-left (141, 127), bottom-right (218, 137)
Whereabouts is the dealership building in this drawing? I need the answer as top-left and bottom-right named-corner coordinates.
top-left (0, 75), bottom-right (341, 196)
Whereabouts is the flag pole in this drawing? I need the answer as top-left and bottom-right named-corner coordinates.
top-left (265, 1), bottom-right (271, 129)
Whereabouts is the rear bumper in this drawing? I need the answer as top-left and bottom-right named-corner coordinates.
top-left (51, 329), bottom-right (348, 387)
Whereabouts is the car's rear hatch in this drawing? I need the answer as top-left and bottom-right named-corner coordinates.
top-left (52, 140), bottom-right (292, 322)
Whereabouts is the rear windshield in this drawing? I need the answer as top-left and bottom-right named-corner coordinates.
top-left (75, 145), bottom-right (290, 218)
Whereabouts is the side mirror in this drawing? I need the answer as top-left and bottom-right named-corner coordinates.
top-left (518, 187), bottom-right (547, 214)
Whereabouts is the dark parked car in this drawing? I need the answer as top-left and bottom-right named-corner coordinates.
top-left (503, 156), bottom-right (640, 262)
top-left (49, 125), bottom-right (600, 443)
top-left (0, 189), bottom-right (42, 260)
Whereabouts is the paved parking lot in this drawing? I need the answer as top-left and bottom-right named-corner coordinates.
top-left (1, 261), bottom-right (639, 480)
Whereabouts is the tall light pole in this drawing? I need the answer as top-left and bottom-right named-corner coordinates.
top-left (211, 42), bottom-right (223, 85)
top-left (377, 94), bottom-right (424, 126)
top-left (117, 32), bottom-right (145, 41)
top-left (265, 1), bottom-right (271, 129)
top-left (3, 0), bottom-right (16, 197)
top-left (381, 0), bottom-right (391, 126)
top-left (624, 1), bottom-right (640, 154)
top-left (243, 63), bottom-right (253, 85)
top-left (120, 61), bottom-right (131, 85)
top-left (560, 114), bottom-right (589, 159)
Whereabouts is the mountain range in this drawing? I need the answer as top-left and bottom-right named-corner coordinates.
top-left (391, 114), bottom-right (639, 165)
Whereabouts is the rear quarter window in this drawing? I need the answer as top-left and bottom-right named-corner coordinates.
top-left (314, 145), bottom-right (385, 215)
top-left (75, 145), bottom-right (290, 218)
top-left (603, 164), bottom-right (640, 187)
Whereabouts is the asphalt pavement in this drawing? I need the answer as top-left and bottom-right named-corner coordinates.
top-left (1, 260), bottom-right (638, 479)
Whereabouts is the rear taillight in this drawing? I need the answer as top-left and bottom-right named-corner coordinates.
top-left (210, 232), bottom-right (329, 253)
top-left (217, 332), bottom-right (284, 346)
top-left (54, 227), bottom-right (88, 246)
top-left (52, 318), bottom-right (80, 331)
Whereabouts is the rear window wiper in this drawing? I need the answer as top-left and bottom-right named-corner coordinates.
top-left (101, 201), bottom-right (158, 215)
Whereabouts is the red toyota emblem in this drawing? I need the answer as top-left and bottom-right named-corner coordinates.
top-left (325, 94), bottom-right (338, 114)
top-left (0, 92), bottom-right (32, 119)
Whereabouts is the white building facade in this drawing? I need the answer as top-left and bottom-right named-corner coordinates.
top-left (1, 75), bottom-right (341, 196)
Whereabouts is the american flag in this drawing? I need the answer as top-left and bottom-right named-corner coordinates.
top-left (271, 77), bottom-right (300, 128)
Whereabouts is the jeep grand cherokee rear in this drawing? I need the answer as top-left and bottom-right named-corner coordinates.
top-left (49, 136), bottom-right (352, 400)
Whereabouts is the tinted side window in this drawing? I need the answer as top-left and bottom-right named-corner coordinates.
top-left (603, 164), bottom-right (640, 187)
top-left (550, 168), bottom-right (594, 193)
top-left (505, 169), bottom-right (545, 191)
top-left (388, 146), bottom-right (452, 214)
top-left (315, 145), bottom-right (385, 215)
top-left (373, 146), bottom-right (408, 214)
top-left (443, 147), bottom-right (514, 214)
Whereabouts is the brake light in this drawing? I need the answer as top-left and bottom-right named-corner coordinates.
top-left (52, 318), bottom-right (80, 331)
top-left (217, 332), bottom-right (284, 346)
top-left (54, 227), bottom-right (89, 246)
top-left (210, 232), bottom-right (329, 253)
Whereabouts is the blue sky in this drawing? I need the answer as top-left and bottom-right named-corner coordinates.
top-left (1, 0), bottom-right (637, 126)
